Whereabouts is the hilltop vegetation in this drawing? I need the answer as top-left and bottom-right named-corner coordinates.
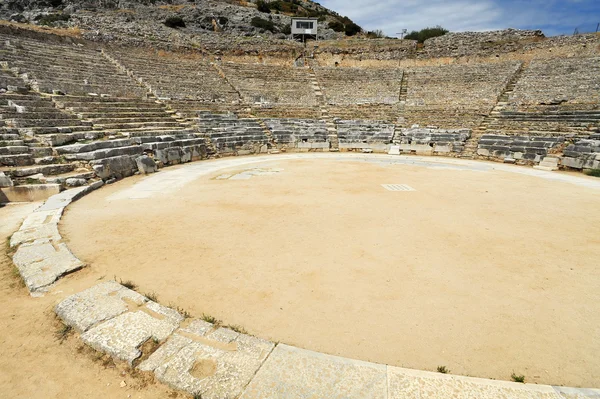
top-left (0, 0), bottom-right (363, 38)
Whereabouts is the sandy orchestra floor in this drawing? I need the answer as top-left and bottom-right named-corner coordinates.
top-left (57, 158), bottom-right (600, 387)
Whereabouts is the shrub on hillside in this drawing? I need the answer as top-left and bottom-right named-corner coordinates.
top-left (344, 22), bottom-right (361, 36)
top-left (328, 20), bottom-right (344, 32)
top-left (256, 0), bottom-right (271, 13)
top-left (36, 13), bottom-right (70, 26)
top-left (164, 16), bottom-right (186, 29)
top-left (405, 26), bottom-right (448, 43)
top-left (251, 17), bottom-right (276, 32)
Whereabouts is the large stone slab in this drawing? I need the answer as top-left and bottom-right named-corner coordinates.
top-left (12, 239), bottom-right (85, 292)
top-left (81, 303), bottom-right (183, 365)
top-left (552, 386), bottom-right (600, 399)
top-left (388, 366), bottom-right (562, 399)
top-left (240, 344), bottom-right (387, 399)
top-left (36, 186), bottom-right (91, 212)
top-left (10, 208), bottom-right (63, 247)
top-left (140, 321), bottom-right (275, 399)
top-left (55, 281), bottom-right (147, 332)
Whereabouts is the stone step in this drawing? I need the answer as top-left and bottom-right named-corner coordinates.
top-left (0, 145), bottom-right (29, 155)
top-left (37, 131), bottom-right (107, 146)
top-left (0, 153), bottom-right (34, 167)
top-left (10, 119), bottom-right (93, 128)
top-left (7, 163), bottom-right (76, 177)
top-left (94, 121), bottom-right (181, 130)
top-left (55, 138), bottom-right (138, 155)
top-left (63, 145), bottom-right (143, 161)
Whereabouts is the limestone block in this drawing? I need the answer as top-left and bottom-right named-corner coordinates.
top-left (0, 172), bottom-right (13, 187)
top-left (135, 155), bottom-right (158, 175)
top-left (90, 155), bottom-right (137, 180)
top-left (55, 281), bottom-right (147, 333)
top-left (140, 323), bottom-right (275, 399)
top-left (81, 309), bottom-right (182, 365)
top-left (388, 366), bottom-right (562, 399)
top-left (36, 186), bottom-right (91, 212)
top-left (434, 145), bottom-right (451, 153)
top-left (13, 239), bottom-right (85, 292)
top-left (241, 344), bottom-right (387, 399)
top-left (10, 208), bottom-right (63, 247)
top-left (388, 145), bottom-right (401, 155)
top-left (65, 178), bottom-right (87, 187)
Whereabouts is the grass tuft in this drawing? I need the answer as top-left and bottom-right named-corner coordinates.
top-left (511, 372), bottom-right (525, 383)
top-left (437, 365), bottom-right (449, 374)
top-left (584, 169), bottom-right (600, 178)
top-left (144, 292), bottom-right (159, 302)
top-left (201, 313), bottom-right (222, 326)
top-left (55, 323), bottom-right (73, 344)
top-left (168, 303), bottom-right (192, 319)
top-left (119, 279), bottom-right (137, 290)
top-left (226, 324), bottom-right (248, 334)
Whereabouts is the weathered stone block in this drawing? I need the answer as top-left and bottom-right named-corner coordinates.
top-left (241, 344), bottom-right (387, 399)
top-left (135, 155), bottom-right (158, 175)
top-left (13, 239), bottom-right (85, 292)
top-left (55, 281), bottom-right (147, 333)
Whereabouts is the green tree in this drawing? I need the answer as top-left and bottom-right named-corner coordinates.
top-left (404, 25), bottom-right (448, 43)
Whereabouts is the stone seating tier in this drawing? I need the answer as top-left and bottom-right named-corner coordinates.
top-left (0, 34), bottom-right (146, 97)
top-left (264, 118), bottom-right (328, 150)
top-left (476, 134), bottom-right (564, 163)
top-left (328, 104), bottom-right (401, 124)
top-left (562, 136), bottom-right (600, 170)
top-left (403, 62), bottom-right (522, 129)
top-left (197, 112), bottom-right (269, 155)
top-left (508, 57), bottom-right (600, 109)
top-left (336, 120), bottom-right (395, 144)
top-left (220, 62), bottom-right (317, 106)
top-left (394, 127), bottom-right (471, 155)
top-left (315, 67), bottom-right (404, 105)
top-left (106, 48), bottom-right (239, 102)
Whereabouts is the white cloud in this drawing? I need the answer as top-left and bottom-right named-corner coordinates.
top-left (318, 0), bottom-right (598, 36)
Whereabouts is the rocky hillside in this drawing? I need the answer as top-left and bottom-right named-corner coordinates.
top-left (0, 0), bottom-right (363, 46)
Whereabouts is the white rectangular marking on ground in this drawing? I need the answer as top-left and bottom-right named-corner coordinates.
top-left (381, 184), bottom-right (416, 192)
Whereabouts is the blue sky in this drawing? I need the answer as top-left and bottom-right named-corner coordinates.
top-left (318, 0), bottom-right (600, 37)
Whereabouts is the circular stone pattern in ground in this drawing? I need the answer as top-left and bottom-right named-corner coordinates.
top-left (61, 156), bottom-right (600, 387)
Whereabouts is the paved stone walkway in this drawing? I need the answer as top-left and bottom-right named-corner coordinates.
top-left (9, 154), bottom-right (600, 397)
top-left (54, 281), bottom-right (600, 398)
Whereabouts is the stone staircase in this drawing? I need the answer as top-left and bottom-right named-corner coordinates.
top-left (307, 67), bottom-right (338, 151)
top-left (462, 61), bottom-right (528, 157)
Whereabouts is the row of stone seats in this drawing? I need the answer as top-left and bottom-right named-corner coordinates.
top-left (263, 118), bottom-right (328, 151)
top-left (197, 111), bottom-right (269, 155)
top-left (336, 119), bottom-right (395, 151)
top-left (394, 127), bottom-right (471, 154)
top-left (562, 135), bottom-right (600, 170)
top-left (509, 57), bottom-right (600, 109)
top-left (219, 62), bottom-right (317, 106)
top-left (403, 61), bottom-right (522, 128)
top-left (328, 104), bottom-right (401, 123)
top-left (166, 100), bottom-right (243, 123)
top-left (0, 89), bottom-right (94, 167)
top-left (53, 95), bottom-right (192, 139)
top-left (105, 47), bottom-right (239, 102)
top-left (484, 109), bottom-right (600, 136)
top-left (0, 33), bottom-right (146, 97)
top-left (476, 134), bottom-right (564, 162)
top-left (251, 104), bottom-right (322, 119)
top-left (315, 67), bottom-right (404, 105)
